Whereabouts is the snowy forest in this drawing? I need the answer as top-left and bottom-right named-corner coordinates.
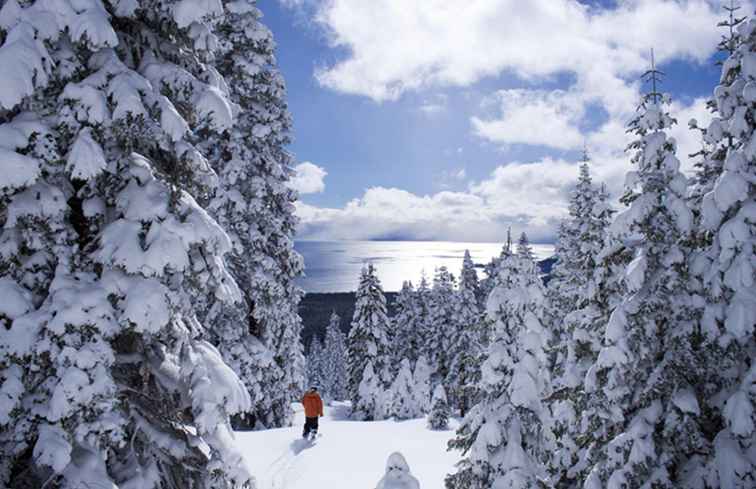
top-left (0, 0), bottom-right (754, 489)
top-left (0, 0), bottom-right (304, 487)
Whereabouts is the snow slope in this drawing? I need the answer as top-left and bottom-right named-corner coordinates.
top-left (235, 402), bottom-right (461, 489)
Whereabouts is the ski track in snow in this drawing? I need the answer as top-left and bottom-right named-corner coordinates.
top-left (267, 437), bottom-right (316, 489)
top-left (235, 402), bottom-right (461, 489)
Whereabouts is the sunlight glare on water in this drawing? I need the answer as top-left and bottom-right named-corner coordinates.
top-left (295, 240), bottom-right (554, 293)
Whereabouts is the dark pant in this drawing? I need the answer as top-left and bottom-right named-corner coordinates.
top-left (303, 417), bottom-right (319, 437)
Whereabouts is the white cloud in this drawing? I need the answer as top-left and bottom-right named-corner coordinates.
top-left (294, 96), bottom-right (713, 243)
top-left (312, 0), bottom-right (720, 103)
top-left (289, 161), bottom-right (327, 194)
top-left (285, 0), bottom-right (721, 241)
top-left (418, 103), bottom-right (445, 116)
top-left (472, 89), bottom-right (586, 149)
top-left (304, 0), bottom-right (727, 151)
top-left (575, 97), bottom-right (711, 221)
top-left (417, 93), bottom-right (448, 116)
top-left (295, 159), bottom-right (579, 243)
top-left (668, 98), bottom-right (711, 174)
top-left (278, 0), bottom-right (307, 8)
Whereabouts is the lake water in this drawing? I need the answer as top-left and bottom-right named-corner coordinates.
top-left (294, 240), bottom-right (555, 293)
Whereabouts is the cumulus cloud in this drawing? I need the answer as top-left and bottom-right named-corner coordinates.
top-left (295, 159), bottom-right (580, 243)
top-left (311, 0), bottom-right (720, 103)
top-left (294, 96), bottom-right (713, 243)
top-left (289, 161), bottom-right (328, 194)
top-left (284, 0), bottom-right (722, 241)
top-left (297, 0), bottom-right (727, 151)
top-left (472, 89), bottom-right (586, 149)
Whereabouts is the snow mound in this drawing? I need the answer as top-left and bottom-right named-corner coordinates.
top-left (376, 452), bottom-right (421, 489)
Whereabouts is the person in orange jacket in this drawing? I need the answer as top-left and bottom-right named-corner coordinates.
top-left (302, 386), bottom-right (324, 439)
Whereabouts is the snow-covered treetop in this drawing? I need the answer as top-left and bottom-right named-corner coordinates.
top-left (354, 263), bottom-right (387, 309)
top-left (348, 263), bottom-right (392, 398)
top-left (459, 250), bottom-right (479, 294)
top-left (516, 233), bottom-right (535, 262)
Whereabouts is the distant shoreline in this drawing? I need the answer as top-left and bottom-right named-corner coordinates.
top-left (297, 256), bottom-right (555, 345)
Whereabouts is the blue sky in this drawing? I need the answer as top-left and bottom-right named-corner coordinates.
top-left (264, 0), bottom-right (738, 242)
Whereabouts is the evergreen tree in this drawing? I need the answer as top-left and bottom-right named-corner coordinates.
top-left (354, 361), bottom-right (383, 421)
top-left (517, 232), bottom-right (536, 261)
top-left (428, 384), bottom-right (450, 431)
top-left (0, 2), bottom-right (252, 487)
top-left (584, 58), bottom-right (702, 488)
top-left (479, 230), bottom-right (513, 306)
top-left (688, 1), bottom-right (745, 218)
top-left (323, 311), bottom-right (348, 401)
top-left (207, 0), bottom-right (305, 428)
top-left (687, 10), bottom-right (756, 486)
top-left (571, 208), bottom-right (634, 487)
top-left (446, 251), bottom-right (485, 417)
top-left (413, 355), bottom-right (433, 414)
top-left (447, 241), bottom-right (550, 489)
top-left (427, 266), bottom-right (456, 382)
top-left (548, 155), bottom-right (601, 328)
top-left (393, 281), bottom-right (422, 365)
top-left (306, 335), bottom-right (325, 394)
top-left (544, 158), bottom-right (616, 485)
top-left (459, 250), bottom-right (480, 299)
top-left (414, 273), bottom-right (434, 360)
top-left (390, 359), bottom-right (418, 420)
top-left (347, 264), bottom-right (392, 416)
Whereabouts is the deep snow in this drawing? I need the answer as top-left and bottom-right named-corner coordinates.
top-left (235, 402), bottom-right (461, 489)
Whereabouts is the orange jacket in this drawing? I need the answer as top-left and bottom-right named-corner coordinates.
top-left (302, 391), bottom-right (324, 418)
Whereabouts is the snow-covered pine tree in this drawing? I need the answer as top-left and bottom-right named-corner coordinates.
top-left (548, 154), bottom-right (600, 329)
top-left (414, 273), bottom-right (434, 360)
top-left (393, 281), bottom-right (422, 365)
top-left (322, 311), bottom-right (348, 401)
top-left (447, 236), bottom-right (550, 489)
top-left (347, 264), bottom-right (392, 418)
top-left (479, 228), bottom-right (513, 304)
top-left (446, 251), bottom-right (485, 417)
top-left (390, 359), bottom-right (418, 420)
top-left (517, 232), bottom-right (536, 261)
top-left (427, 266), bottom-right (456, 383)
top-left (306, 335), bottom-right (325, 394)
top-left (428, 384), bottom-right (450, 431)
top-left (413, 355), bottom-right (433, 414)
top-left (583, 55), bottom-right (702, 488)
top-left (354, 361), bottom-right (383, 421)
top-left (558, 182), bottom-right (633, 487)
top-left (0, 2), bottom-right (253, 487)
top-left (543, 156), bottom-right (616, 485)
top-left (687, 11), bottom-right (756, 487)
top-left (688, 1), bottom-right (745, 219)
top-left (206, 0), bottom-right (305, 428)
top-left (459, 250), bottom-right (480, 299)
